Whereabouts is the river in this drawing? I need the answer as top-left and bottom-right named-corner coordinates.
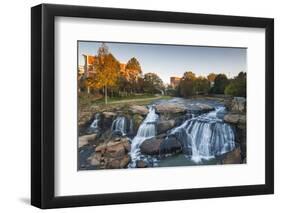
top-left (79, 97), bottom-right (237, 169)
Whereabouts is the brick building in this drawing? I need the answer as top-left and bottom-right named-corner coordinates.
top-left (170, 77), bottom-right (181, 88)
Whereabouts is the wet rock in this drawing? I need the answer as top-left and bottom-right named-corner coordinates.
top-left (224, 113), bottom-right (246, 125)
top-left (160, 136), bottom-right (182, 155)
top-left (185, 103), bottom-right (215, 115)
top-left (101, 115), bottom-right (115, 132)
top-left (78, 133), bottom-right (98, 148)
top-left (236, 125), bottom-right (246, 160)
top-left (195, 103), bottom-right (215, 113)
top-left (174, 114), bottom-right (193, 126)
top-left (119, 155), bottom-right (131, 168)
top-left (129, 105), bottom-right (149, 115)
top-left (98, 129), bottom-right (112, 144)
top-left (224, 111), bottom-right (246, 161)
top-left (222, 147), bottom-right (242, 164)
top-left (92, 137), bottom-right (131, 169)
top-left (231, 97), bottom-right (246, 113)
top-left (90, 152), bottom-right (102, 166)
top-left (132, 114), bottom-right (144, 134)
top-left (106, 155), bottom-right (131, 169)
top-left (156, 103), bottom-right (186, 114)
top-left (157, 120), bottom-right (176, 134)
top-left (140, 137), bottom-right (163, 155)
top-left (102, 111), bottom-right (117, 118)
top-left (136, 160), bottom-right (148, 168)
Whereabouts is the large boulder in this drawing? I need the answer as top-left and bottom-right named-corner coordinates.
top-left (160, 135), bottom-right (182, 155)
top-left (231, 97), bottom-right (246, 113)
top-left (157, 120), bottom-right (176, 134)
top-left (156, 103), bottom-right (186, 114)
top-left (101, 114), bottom-right (115, 131)
top-left (194, 103), bottom-right (215, 113)
top-left (236, 125), bottom-right (246, 160)
top-left (129, 105), bottom-right (149, 115)
top-left (78, 133), bottom-right (98, 148)
top-left (102, 111), bottom-right (117, 119)
top-left (224, 113), bottom-right (246, 125)
top-left (224, 112), bottom-right (246, 162)
top-left (185, 103), bottom-right (215, 115)
top-left (222, 147), bottom-right (242, 164)
top-left (136, 160), bottom-right (148, 168)
top-left (156, 103), bottom-right (187, 120)
top-left (140, 137), bottom-right (163, 155)
top-left (90, 137), bottom-right (131, 169)
top-left (106, 155), bottom-right (131, 169)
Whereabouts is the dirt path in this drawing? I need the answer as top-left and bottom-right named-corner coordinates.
top-left (109, 96), bottom-right (162, 104)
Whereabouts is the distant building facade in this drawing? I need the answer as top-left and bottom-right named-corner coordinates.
top-left (170, 77), bottom-right (181, 88)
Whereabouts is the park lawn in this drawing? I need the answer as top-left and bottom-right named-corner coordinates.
top-left (79, 93), bottom-right (172, 108)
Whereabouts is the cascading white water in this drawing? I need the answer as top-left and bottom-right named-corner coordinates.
top-left (129, 105), bottom-right (159, 166)
top-left (168, 106), bottom-right (236, 163)
top-left (111, 116), bottom-right (127, 135)
top-left (89, 113), bottom-right (100, 130)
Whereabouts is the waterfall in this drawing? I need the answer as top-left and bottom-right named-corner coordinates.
top-left (111, 116), bottom-right (127, 136)
top-left (129, 105), bottom-right (159, 167)
top-left (89, 113), bottom-right (100, 131)
top-left (168, 106), bottom-right (236, 163)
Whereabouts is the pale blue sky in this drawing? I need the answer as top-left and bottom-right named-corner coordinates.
top-left (78, 41), bottom-right (247, 84)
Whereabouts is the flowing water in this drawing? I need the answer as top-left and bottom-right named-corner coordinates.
top-left (80, 98), bottom-right (237, 169)
top-left (129, 105), bottom-right (159, 167)
top-left (167, 106), bottom-right (236, 163)
top-left (89, 113), bottom-right (101, 132)
top-left (111, 116), bottom-right (127, 136)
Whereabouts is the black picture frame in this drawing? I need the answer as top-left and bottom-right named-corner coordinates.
top-left (31, 3), bottom-right (274, 209)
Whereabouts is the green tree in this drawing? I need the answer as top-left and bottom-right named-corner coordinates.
top-left (212, 74), bottom-right (229, 94)
top-left (183, 71), bottom-right (196, 81)
top-left (94, 43), bottom-right (120, 104)
top-left (194, 76), bottom-right (210, 95)
top-left (126, 57), bottom-right (142, 74)
top-left (125, 57), bottom-right (142, 93)
top-left (178, 78), bottom-right (195, 97)
top-left (225, 72), bottom-right (246, 97)
top-left (178, 71), bottom-right (197, 97)
top-left (143, 73), bottom-right (164, 94)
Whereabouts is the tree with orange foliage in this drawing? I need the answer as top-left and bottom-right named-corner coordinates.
top-left (93, 43), bottom-right (120, 104)
top-left (207, 73), bottom-right (217, 82)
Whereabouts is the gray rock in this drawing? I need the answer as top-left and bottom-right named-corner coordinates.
top-left (224, 113), bottom-right (246, 125)
top-left (155, 103), bottom-right (186, 114)
top-left (140, 137), bottom-right (163, 155)
top-left (132, 114), bottom-right (144, 134)
top-left (78, 133), bottom-right (98, 148)
top-left (129, 105), bottom-right (149, 115)
top-left (93, 137), bottom-right (131, 169)
top-left (102, 111), bottom-right (117, 118)
top-left (157, 120), bottom-right (176, 134)
top-left (222, 147), bottom-right (242, 164)
top-left (231, 97), bottom-right (246, 113)
top-left (160, 136), bottom-right (182, 155)
top-left (136, 160), bottom-right (148, 168)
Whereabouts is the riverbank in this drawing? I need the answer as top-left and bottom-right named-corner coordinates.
top-left (78, 94), bottom-right (172, 127)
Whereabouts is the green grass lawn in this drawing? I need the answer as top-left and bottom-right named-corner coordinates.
top-left (79, 93), bottom-right (172, 107)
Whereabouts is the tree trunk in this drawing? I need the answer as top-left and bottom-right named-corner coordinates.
top-left (105, 85), bottom-right (108, 104)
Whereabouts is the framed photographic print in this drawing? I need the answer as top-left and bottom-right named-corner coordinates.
top-left (31, 3), bottom-right (274, 209)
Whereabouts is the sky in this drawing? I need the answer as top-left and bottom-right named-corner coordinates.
top-left (78, 41), bottom-right (247, 84)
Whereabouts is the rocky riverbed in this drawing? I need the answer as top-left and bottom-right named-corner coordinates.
top-left (78, 96), bottom-right (246, 170)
